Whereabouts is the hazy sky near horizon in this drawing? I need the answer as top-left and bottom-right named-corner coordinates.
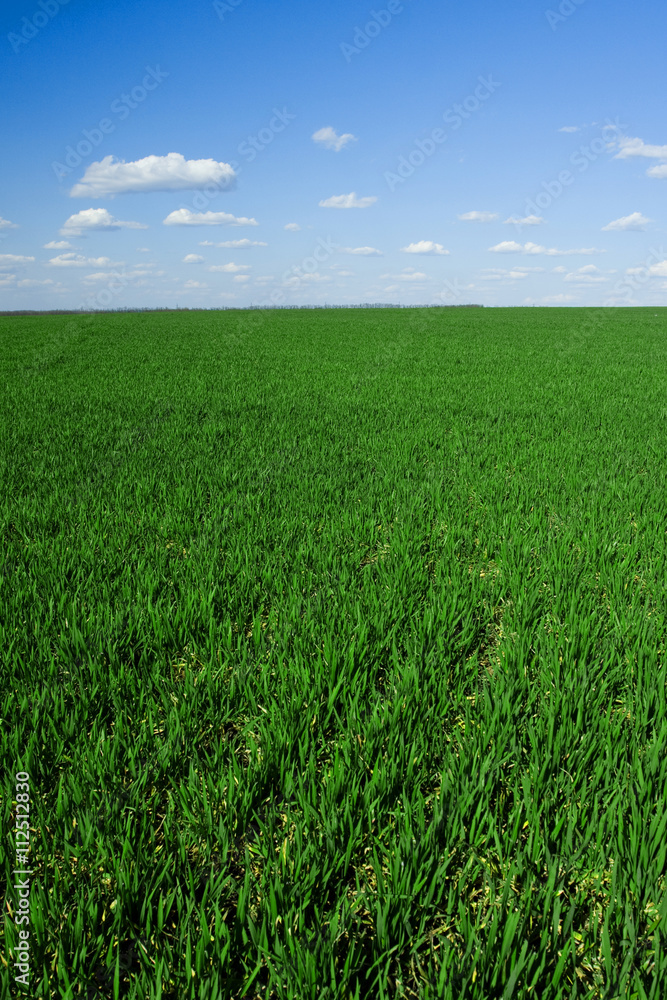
top-left (1, 0), bottom-right (666, 309)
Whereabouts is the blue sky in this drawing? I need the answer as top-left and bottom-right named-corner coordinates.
top-left (1, 0), bottom-right (666, 309)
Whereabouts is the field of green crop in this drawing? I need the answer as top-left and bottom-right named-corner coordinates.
top-left (1, 306), bottom-right (666, 999)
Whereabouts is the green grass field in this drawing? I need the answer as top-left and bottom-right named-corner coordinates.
top-left (1, 306), bottom-right (666, 999)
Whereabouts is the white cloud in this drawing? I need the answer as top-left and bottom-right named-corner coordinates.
top-left (543, 293), bottom-right (577, 303)
top-left (488, 241), bottom-right (603, 256)
top-left (284, 223), bottom-right (301, 231)
top-left (319, 192), bottom-right (377, 209)
top-left (60, 207), bottom-right (148, 236)
top-left (503, 215), bottom-right (545, 226)
top-left (0, 217), bottom-right (18, 229)
top-left (647, 164), bottom-right (667, 179)
top-left (602, 212), bottom-right (652, 231)
top-left (400, 241), bottom-right (450, 255)
top-left (458, 211), bottom-right (499, 222)
top-left (183, 254), bottom-right (205, 263)
top-left (17, 278), bottom-right (55, 287)
top-left (334, 269), bottom-right (354, 277)
top-left (0, 254), bottom-right (35, 267)
top-left (480, 267), bottom-right (529, 280)
top-left (82, 272), bottom-right (124, 283)
top-left (552, 265), bottom-right (567, 273)
top-left (284, 271), bottom-right (331, 286)
top-left (208, 262), bottom-right (251, 273)
top-left (558, 126), bottom-right (580, 133)
top-left (70, 153), bottom-right (236, 198)
top-left (183, 280), bottom-right (208, 289)
top-left (163, 209), bottom-right (258, 227)
top-left (137, 247), bottom-right (151, 252)
top-left (613, 137), bottom-right (667, 160)
top-left (0, 273), bottom-right (16, 284)
top-left (44, 240), bottom-right (73, 250)
top-left (338, 246), bottom-right (383, 256)
top-left (233, 274), bottom-right (250, 283)
top-left (312, 126), bottom-right (357, 151)
top-left (380, 269), bottom-right (428, 282)
top-left (46, 253), bottom-right (123, 267)
top-left (564, 269), bottom-right (608, 283)
top-left (199, 239), bottom-right (267, 248)
top-left (627, 261), bottom-right (667, 278)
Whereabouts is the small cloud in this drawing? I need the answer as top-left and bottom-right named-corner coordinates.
top-left (233, 274), bottom-right (250, 283)
top-left (183, 254), bottom-right (205, 263)
top-left (503, 215), bottom-right (545, 226)
top-left (70, 153), bottom-right (236, 198)
top-left (334, 269), bottom-right (354, 277)
top-left (0, 217), bottom-right (19, 229)
top-left (552, 265), bottom-right (567, 273)
top-left (543, 293), bottom-right (577, 303)
top-left (208, 262), bottom-right (251, 273)
top-left (380, 269), bottom-right (428, 282)
top-left (647, 164), bottom-right (667, 179)
top-left (626, 261), bottom-right (667, 278)
top-left (400, 241), bottom-right (450, 255)
top-left (458, 211), bottom-right (499, 222)
top-left (338, 246), bottom-right (383, 256)
top-left (319, 192), bottom-right (377, 209)
top-left (312, 126), bottom-right (357, 151)
top-left (60, 208), bottom-right (148, 236)
top-left (199, 239), bottom-right (267, 248)
top-left (284, 223), bottom-right (301, 231)
top-left (602, 212), bottom-right (652, 231)
top-left (0, 254), bottom-right (35, 267)
top-left (137, 247), bottom-right (151, 252)
top-left (44, 240), bottom-right (73, 249)
top-left (17, 278), bottom-right (55, 287)
top-left (183, 280), bottom-right (208, 289)
top-left (489, 241), bottom-right (603, 256)
top-left (558, 126), bottom-right (580, 133)
top-left (163, 209), bottom-right (258, 227)
top-left (613, 137), bottom-right (667, 160)
top-left (46, 253), bottom-right (122, 267)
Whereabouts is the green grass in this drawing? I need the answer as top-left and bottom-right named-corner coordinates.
top-left (1, 306), bottom-right (666, 999)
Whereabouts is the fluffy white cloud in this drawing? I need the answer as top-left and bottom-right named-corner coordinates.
top-left (284, 271), bottom-right (332, 286)
top-left (70, 153), bottom-right (236, 198)
top-left (458, 211), bottom-right (499, 222)
top-left (60, 208), bottom-right (148, 236)
top-left (199, 239), bottom-right (267, 248)
top-left (380, 269), bottom-right (428, 282)
top-left (602, 212), bottom-right (652, 231)
top-left (503, 215), bottom-right (545, 226)
top-left (319, 192), bottom-right (377, 209)
top-left (558, 126), bottom-right (580, 133)
top-left (488, 241), bottom-right (603, 256)
top-left (338, 246), bottom-right (383, 256)
top-left (312, 126), bottom-right (357, 151)
top-left (233, 274), bottom-right (250, 283)
top-left (17, 278), bottom-right (55, 287)
top-left (613, 137), bottom-right (667, 160)
top-left (163, 209), bottom-right (258, 227)
top-left (0, 217), bottom-right (18, 229)
top-left (647, 164), bottom-right (667, 179)
top-left (43, 240), bottom-right (73, 249)
top-left (208, 263), bottom-right (251, 273)
top-left (0, 254), bottom-right (35, 267)
top-left (400, 241), bottom-right (450, 255)
top-left (46, 253), bottom-right (122, 267)
top-left (183, 254), bottom-right (205, 263)
top-left (626, 261), bottom-right (667, 277)
top-left (481, 268), bottom-right (529, 280)
top-left (564, 266), bottom-right (608, 283)
top-left (284, 223), bottom-right (301, 231)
